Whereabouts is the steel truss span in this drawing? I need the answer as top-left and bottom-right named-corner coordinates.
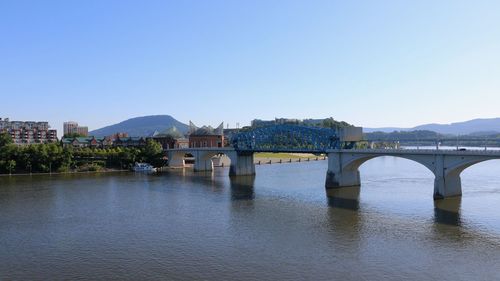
top-left (231, 125), bottom-right (340, 153)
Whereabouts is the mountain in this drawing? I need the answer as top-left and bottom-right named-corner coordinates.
top-left (363, 127), bottom-right (408, 133)
top-left (364, 118), bottom-right (500, 135)
top-left (90, 115), bottom-right (189, 137)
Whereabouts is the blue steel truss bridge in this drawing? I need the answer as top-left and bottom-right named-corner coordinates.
top-left (230, 124), bottom-right (356, 153)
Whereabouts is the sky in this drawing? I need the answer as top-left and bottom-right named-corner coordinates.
top-left (1, 0), bottom-right (500, 133)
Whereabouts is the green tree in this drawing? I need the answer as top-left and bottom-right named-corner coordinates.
top-left (140, 140), bottom-right (165, 168)
top-left (0, 132), bottom-right (13, 147)
top-left (6, 160), bottom-right (15, 174)
top-left (119, 148), bottom-right (138, 169)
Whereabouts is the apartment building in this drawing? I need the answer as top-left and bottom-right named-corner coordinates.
top-left (0, 118), bottom-right (58, 145)
top-left (63, 121), bottom-right (89, 136)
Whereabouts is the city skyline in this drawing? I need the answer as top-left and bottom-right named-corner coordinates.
top-left (2, 1), bottom-right (500, 132)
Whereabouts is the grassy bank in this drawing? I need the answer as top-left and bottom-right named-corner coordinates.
top-left (254, 152), bottom-right (322, 159)
top-left (253, 152), bottom-right (326, 164)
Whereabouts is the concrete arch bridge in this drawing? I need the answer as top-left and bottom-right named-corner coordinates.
top-left (167, 147), bottom-right (500, 200)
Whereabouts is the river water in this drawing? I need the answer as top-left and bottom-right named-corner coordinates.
top-left (1, 157), bottom-right (499, 280)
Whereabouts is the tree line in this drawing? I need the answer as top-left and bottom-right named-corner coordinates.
top-left (0, 132), bottom-right (165, 174)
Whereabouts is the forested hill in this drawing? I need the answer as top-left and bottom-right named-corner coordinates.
top-left (90, 115), bottom-right (189, 137)
top-left (364, 118), bottom-right (500, 135)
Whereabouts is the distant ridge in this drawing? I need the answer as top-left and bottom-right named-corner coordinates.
top-left (364, 118), bottom-right (500, 135)
top-left (90, 115), bottom-right (189, 137)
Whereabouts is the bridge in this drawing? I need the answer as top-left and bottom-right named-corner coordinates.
top-left (166, 125), bottom-right (500, 200)
top-left (325, 149), bottom-right (500, 199)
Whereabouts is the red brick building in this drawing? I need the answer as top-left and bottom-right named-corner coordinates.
top-left (188, 122), bottom-right (224, 148)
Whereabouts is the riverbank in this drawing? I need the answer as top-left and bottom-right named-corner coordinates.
top-left (0, 168), bottom-right (129, 177)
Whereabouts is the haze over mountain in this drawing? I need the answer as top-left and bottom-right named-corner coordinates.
top-left (90, 115), bottom-right (189, 137)
top-left (364, 118), bottom-right (500, 135)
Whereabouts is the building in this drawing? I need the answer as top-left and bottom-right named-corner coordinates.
top-left (188, 122), bottom-right (225, 148)
top-left (63, 121), bottom-right (89, 136)
top-left (63, 121), bottom-right (78, 135)
top-left (150, 127), bottom-right (189, 150)
top-left (61, 136), bottom-right (112, 148)
top-left (113, 137), bottom-right (147, 147)
top-left (75, 126), bottom-right (88, 136)
top-left (61, 132), bottom-right (155, 149)
top-left (0, 118), bottom-right (58, 145)
top-left (108, 132), bottom-right (129, 140)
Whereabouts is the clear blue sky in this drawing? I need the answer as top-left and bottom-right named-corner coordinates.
top-left (1, 0), bottom-right (499, 133)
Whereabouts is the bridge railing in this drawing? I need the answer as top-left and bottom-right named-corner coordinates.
top-left (363, 138), bottom-right (500, 149)
top-left (336, 148), bottom-right (500, 156)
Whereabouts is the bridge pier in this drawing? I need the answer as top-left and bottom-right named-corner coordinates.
top-left (433, 176), bottom-right (462, 199)
top-left (193, 158), bottom-right (214, 172)
top-left (169, 158), bottom-right (185, 167)
top-left (325, 170), bottom-right (361, 189)
top-left (167, 151), bottom-right (186, 168)
top-left (325, 151), bottom-right (361, 189)
top-left (433, 155), bottom-right (462, 199)
top-left (229, 153), bottom-right (255, 176)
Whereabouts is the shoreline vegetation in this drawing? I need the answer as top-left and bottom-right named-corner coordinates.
top-left (0, 132), bottom-right (165, 175)
top-left (0, 168), bottom-right (129, 177)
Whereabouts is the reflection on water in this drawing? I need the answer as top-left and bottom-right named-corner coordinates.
top-left (326, 186), bottom-right (360, 210)
top-left (229, 176), bottom-right (255, 201)
top-left (1, 158), bottom-right (500, 281)
top-left (434, 197), bottom-right (462, 226)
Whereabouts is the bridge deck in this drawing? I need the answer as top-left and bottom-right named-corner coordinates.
top-left (334, 148), bottom-right (500, 157)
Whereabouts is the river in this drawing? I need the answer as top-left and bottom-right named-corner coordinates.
top-left (1, 157), bottom-right (499, 280)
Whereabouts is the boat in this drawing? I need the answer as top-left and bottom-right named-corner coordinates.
top-left (132, 163), bottom-right (157, 172)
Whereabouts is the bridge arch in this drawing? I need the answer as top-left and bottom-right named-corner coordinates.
top-left (443, 157), bottom-right (496, 178)
top-left (341, 153), bottom-right (437, 176)
top-left (167, 150), bottom-right (190, 167)
top-left (326, 152), bottom-right (438, 191)
top-left (194, 150), bottom-right (235, 171)
top-left (327, 150), bottom-right (500, 199)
